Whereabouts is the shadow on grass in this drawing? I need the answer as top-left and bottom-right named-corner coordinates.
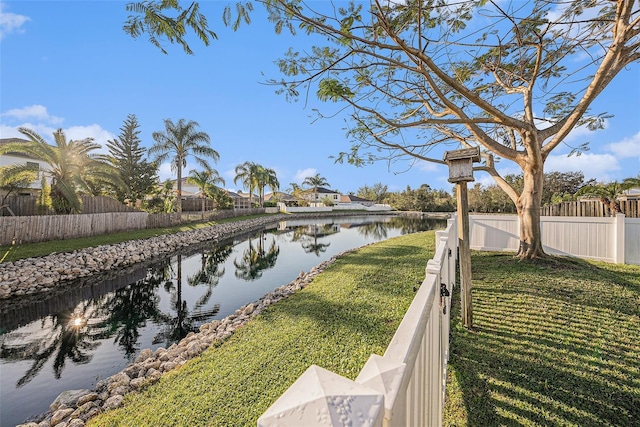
top-left (445, 252), bottom-right (640, 427)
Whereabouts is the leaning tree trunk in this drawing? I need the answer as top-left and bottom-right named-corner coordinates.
top-left (516, 166), bottom-right (546, 259)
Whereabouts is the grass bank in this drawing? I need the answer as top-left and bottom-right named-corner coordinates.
top-left (88, 231), bottom-right (436, 426)
top-left (0, 214), bottom-right (271, 263)
top-left (445, 252), bottom-right (640, 426)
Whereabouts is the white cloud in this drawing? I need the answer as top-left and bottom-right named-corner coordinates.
top-left (64, 124), bottom-right (115, 152)
top-left (293, 168), bottom-right (317, 183)
top-left (546, 152), bottom-right (620, 182)
top-left (0, 122), bottom-right (56, 140)
top-left (606, 131), bottom-right (640, 160)
top-left (0, 119), bottom-right (115, 156)
top-left (2, 104), bottom-right (63, 125)
top-left (417, 159), bottom-right (440, 173)
top-left (0, 2), bottom-right (30, 40)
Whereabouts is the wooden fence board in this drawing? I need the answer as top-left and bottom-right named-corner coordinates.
top-left (1, 195), bottom-right (139, 216)
top-left (541, 200), bottom-right (639, 218)
top-left (0, 208), bottom-right (270, 246)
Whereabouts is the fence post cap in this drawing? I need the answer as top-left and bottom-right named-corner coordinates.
top-left (258, 364), bottom-right (384, 427)
top-left (426, 259), bottom-right (441, 276)
top-left (356, 354), bottom-right (406, 411)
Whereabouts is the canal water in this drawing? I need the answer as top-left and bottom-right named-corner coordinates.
top-left (0, 214), bottom-right (446, 426)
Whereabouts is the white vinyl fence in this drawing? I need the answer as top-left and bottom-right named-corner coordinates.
top-left (278, 203), bottom-right (393, 213)
top-left (258, 218), bottom-right (458, 427)
top-left (469, 214), bottom-right (640, 265)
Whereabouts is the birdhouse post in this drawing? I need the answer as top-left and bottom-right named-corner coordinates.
top-left (443, 147), bottom-right (480, 328)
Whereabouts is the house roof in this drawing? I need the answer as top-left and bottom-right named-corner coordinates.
top-left (315, 186), bottom-right (338, 194)
top-left (340, 194), bottom-right (372, 203)
top-left (236, 190), bottom-right (259, 198)
top-left (264, 191), bottom-right (296, 201)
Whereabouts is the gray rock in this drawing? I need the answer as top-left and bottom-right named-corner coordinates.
top-left (104, 395), bottom-right (124, 410)
top-left (50, 390), bottom-right (90, 412)
top-left (50, 408), bottom-right (74, 426)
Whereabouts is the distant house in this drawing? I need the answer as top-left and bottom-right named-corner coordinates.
top-left (339, 194), bottom-right (375, 207)
top-left (233, 190), bottom-right (259, 208)
top-left (265, 191), bottom-right (300, 206)
top-left (305, 186), bottom-right (341, 206)
top-left (0, 137), bottom-right (51, 196)
top-left (620, 188), bottom-right (640, 201)
top-left (165, 177), bottom-right (201, 198)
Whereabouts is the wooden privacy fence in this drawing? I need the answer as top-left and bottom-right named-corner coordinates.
top-left (0, 208), bottom-right (273, 245)
top-left (0, 212), bottom-right (149, 245)
top-left (258, 218), bottom-right (458, 427)
top-left (541, 199), bottom-right (640, 218)
top-left (1, 195), bottom-right (139, 216)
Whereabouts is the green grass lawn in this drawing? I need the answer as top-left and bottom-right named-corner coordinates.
top-left (87, 231), bottom-right (436, 426)
top-left (445, 252), bottom-right (640, 427)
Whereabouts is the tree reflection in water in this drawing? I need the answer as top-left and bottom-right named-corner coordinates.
top-left (387, 216), bottom-right (444, 234)
top-left (154, 244), bottom-right (233, 345)
top-left (91, 266), bottom-right (168, 360)
top-left (0, 243), bottom-right (236, 388)
top-left (234, 231), bottom-right (280, 280)
top-left (0, 301), bottom-right (100, 387)
top-left (291, 224), bottom-right (336, 256)
top-left (355, 222), bottom-right (389, 240)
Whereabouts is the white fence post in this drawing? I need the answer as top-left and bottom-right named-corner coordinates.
top-left (257, 365), bottom-right (384, 427)
top-left (356, 355), bottom-right (407, 426)
top-left (615, 213), bottom-right (625, 264)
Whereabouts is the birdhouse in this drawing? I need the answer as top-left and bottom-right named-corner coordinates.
top-left (443, 147), bottom-right (481, 183)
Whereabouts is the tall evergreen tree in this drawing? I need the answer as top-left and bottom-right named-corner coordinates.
top-left (107, 114), bottom-right (159, 204)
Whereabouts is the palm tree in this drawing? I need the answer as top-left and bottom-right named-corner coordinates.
top-left (149, 119), bottom-right (219, 219)
top-left (187, 168), bottom-right (225, 219)
top-left (0, 127), bottom-right (123, 214)
top-left (254, 165), bottom-right (279, 207)
top-left (302, 173), bottom-right (330, 207)
top-left (234, 161), bottom-right (259, 207)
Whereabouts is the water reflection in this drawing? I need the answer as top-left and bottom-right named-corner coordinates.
top-left (154, 243), bottom-right (233, 346)
top-left (292, 224), bottom-right (337, 256)
top-left (0, 214), bottom-right (447, 426)
top-left (92, 268), bottom-right (166, 359)
top-left (234, 231), bottom-right (280, 280)
top-left (1, 304), bottom-right (99, 388)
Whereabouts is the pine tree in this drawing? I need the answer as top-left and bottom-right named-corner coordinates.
top-left (107, 114), bottom-right (158, 204)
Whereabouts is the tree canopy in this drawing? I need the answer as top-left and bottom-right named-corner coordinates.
top-left (266, 0), bottom-right (640, 258)
top-left (124, 0), bottom-right (640, 258)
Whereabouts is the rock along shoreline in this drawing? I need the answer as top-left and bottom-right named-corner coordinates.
top-left (5, 212), bottom-right (396, 427)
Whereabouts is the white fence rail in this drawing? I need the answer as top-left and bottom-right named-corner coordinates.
top-left (469, 213), bottom-right (640, 265)
top-left (278, 203), bottom-right (393, 213)
top-left (258, 218), bottom-right (458, 427)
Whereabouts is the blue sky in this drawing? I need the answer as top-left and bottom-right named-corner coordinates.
top-left (1, 1), bottom-right (639, 195)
